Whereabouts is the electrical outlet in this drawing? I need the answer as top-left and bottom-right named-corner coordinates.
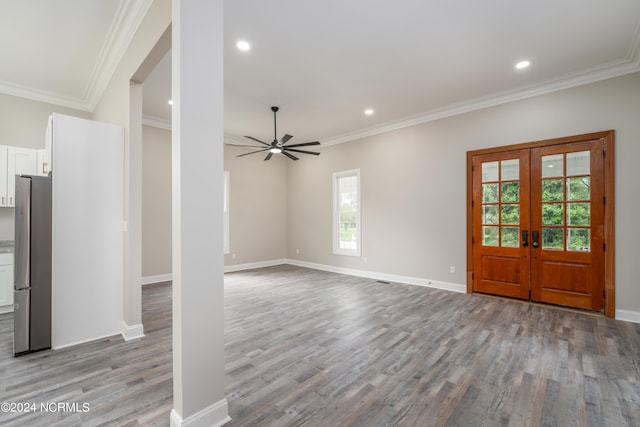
top-left (296, 248), bottom-right (300, 255)
top-left (363, 257), bottom-right (368, 263)
top-left (232, 253), bottom-right (236, 260)
top-left (450, 265), bottom-right (455, 273)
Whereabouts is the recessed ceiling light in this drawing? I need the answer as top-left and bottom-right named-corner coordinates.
top-left (168, 100), bottom-right (173, 105)
top-left (236, 40), bottom-right (251, 51)
top-left (364, 109), bottom-right (374, 116)
top-left (515, 60), bottom-right (530, 70)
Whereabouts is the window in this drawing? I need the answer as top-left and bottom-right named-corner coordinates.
top-left (333, 169), bottom-right (361, 256)
top-left (223, 171), bottom-right (230, 254)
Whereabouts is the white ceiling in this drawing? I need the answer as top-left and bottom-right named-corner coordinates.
top-left (2, 0), bottom-right (640, 146)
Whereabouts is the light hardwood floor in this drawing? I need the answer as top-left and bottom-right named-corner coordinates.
top-left (1, 264), bottom-right (639, 426)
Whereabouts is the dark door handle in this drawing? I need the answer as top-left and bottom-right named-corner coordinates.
top-left (522, 230), bottom-right (529, 247)
top-left (532, 230), bottom-right (539, 248)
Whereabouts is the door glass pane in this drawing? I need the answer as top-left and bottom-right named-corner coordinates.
top-left (482, 184), bottom-right (498, 203)
top-left (501, 182), bottom-right (519, 202)
top-left (567, 228), bottom-right (590, 252)
top-left (567, 202), bottom-right (590, 226)
top-left (567, 151), bottom-right (590, 176)
top-left (542, 203), bottom-right (563, 225)
top-left (567, 177), bottom-right (590, 200)
top-left (542, 228), bottom-right (563, 250)
top-left (483, 226), bottom-right (499, 246)
top-left (501, 205), bottom-right (519, 225)
top-left (501, 159), bottom-right (519, 181)
top-left (542, 179), bottom-right (564, 201)
top-left (482, 162), bottom-right (498, 182)
top-left (501, 227), bottom-right (519, 247)
top-left (482, 205), bottom-right (498, 224)
top-left (542, 154), bottom-right (564, 178)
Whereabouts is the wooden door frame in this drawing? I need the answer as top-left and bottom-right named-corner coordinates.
top-left (466, 130), bottom-right (615, 318)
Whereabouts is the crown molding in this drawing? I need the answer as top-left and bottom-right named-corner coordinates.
top-left (321, 58), bottom-right (640, 148)
top-left (142, 115), bottom-right (171, 130)
top-left (1, 7), bottom-right (638, 145)
top-left (190, 57), bottom-right (640, 149)
top-left (85, 0), bottom-right (154, 111)
top-left (0, 0), bottom-right (152, 113)
top-left (0, 78), bottom-right (90, 111)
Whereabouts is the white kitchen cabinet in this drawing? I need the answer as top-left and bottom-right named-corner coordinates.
top-left (45, 115), bottom-right (53, 175)
top-left (36, 149), bottom-right (48, 176)
top-left (0, 147), bottom-right (7, 207)
top-left (0, 146), bottom-right (42, 206)
top-left (7, 147), bottom-right (38, 207)
top-left (0, 253), bottom-right (14, 313)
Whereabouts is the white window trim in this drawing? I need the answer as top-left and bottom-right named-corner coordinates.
top-left (223, 171), bottom-right (230, 254)
top-left (333, 169), bottom-right (361, 256)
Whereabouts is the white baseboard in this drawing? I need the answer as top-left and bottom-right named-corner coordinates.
top-left (223, 258), bottom-right (640, 324)
top-left (615, 309), bottom-right (640, 324)
top-left (285, 259), bottom-right (466, 294)
top-left (224, 259), bottom-right (287, 273)
top-left (0, 304), bottom-right (13, 314)
top-left (170, 399), bottom-right (231, 427)
top-left (52, 330), bottom-right (122, 350)
top-left (121, 321), bottom-right (145, 341)
top-left (142, 273), bottom-right (173, 285)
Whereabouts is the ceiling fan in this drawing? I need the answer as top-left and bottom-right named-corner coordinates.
top-left (227, 106), bottom-right (320, 161)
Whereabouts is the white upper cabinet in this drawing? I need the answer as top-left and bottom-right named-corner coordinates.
top-left (0, 146), bottom-right (39, 207)
top-left (45, 114), bottom-right (53, 174)
top-left (7, 147), bottom-right (37, 207)
top-left (36, 149), bottom-right (47, 176)
top-left (0, 147), bottom-right (7, 207)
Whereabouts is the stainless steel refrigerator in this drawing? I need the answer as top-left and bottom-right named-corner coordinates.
top-left (14, 174), bottom-right (52, 356)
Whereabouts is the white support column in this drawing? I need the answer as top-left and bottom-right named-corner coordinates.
top-left (123, 81), bottom-right (144, 341)
top-left (170, 1), bottom-right (228, 426)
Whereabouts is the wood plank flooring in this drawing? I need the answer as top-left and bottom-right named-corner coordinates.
top-left (1, 264), bottom-right (639, 426)
top-left (224, 266), bottom-right (640, 426)
top-left (0, 282), bottom-right (174, 426)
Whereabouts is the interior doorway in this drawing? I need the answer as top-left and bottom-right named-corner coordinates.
top-left (466, 131), bottom-right (615, 317)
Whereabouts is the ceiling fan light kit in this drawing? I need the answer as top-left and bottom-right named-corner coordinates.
top-left (227, 106), bottom-right (321, 161)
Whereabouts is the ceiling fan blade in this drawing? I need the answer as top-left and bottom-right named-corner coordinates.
top-left (285, 148), bottom-right (320, 156)
top-left (264, 152), bottom-right (273, 161)
top-left (236, 148), bottom-right (270, 157)
top-left (226, 143), bottom-right (263, 148)
top-left (281, 151), bottom-right (299, 161)
top-left (280, 134), bottom-right (293, 145)
top-left (283, 141), bottom-right (320, 148)
top-left (244, 136), bottom-right (270, 146)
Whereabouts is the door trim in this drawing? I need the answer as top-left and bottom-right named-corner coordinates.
top-left (466, 130), bottom-right (615, 317)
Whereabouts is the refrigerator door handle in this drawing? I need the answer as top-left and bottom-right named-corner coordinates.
top-left (14, 176), bottom-right (31, 291)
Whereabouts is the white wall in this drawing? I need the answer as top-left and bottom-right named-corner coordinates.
top-left (92, 0), bottom-right (170, 332)
top-left (0, 93), bottom-right (91, 150)
top-left (142, 124), bottom-right (172, 278)
top-left (223, 145), bottom-right (288, 267)
top-left (140, 132), bottom-right (289, 280)
top-left (139, 72), bottom-right (640, 317)
top-left (0, 94), bottom-right (91, 240)
top-left (287, 72), bottom-right (640, 314)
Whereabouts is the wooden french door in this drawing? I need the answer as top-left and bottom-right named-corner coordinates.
top-left (472, 149), bottom-right (531, 300)
top-left (471, 135), bottom-right (610, 312)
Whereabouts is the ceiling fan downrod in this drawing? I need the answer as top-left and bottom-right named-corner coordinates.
top-left (271, 106), bottom-right (279, 143)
